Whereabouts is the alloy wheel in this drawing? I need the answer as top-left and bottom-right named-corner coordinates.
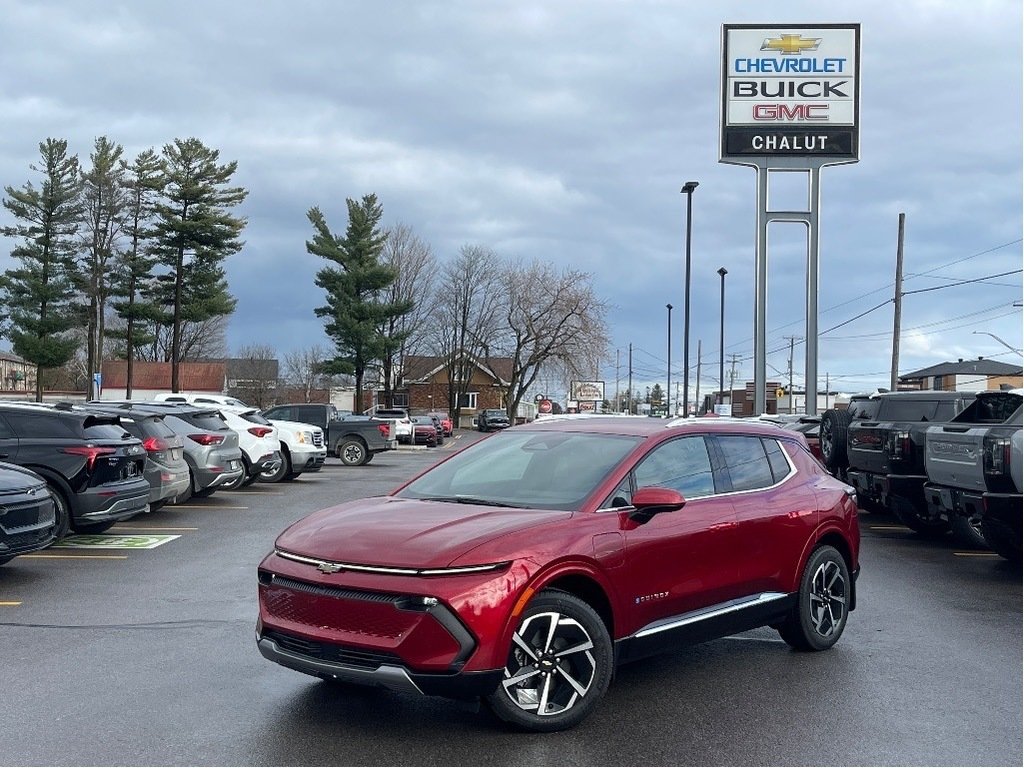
top-left (500, 611), bottom-right (597, 717)
top-left (809, 559), bottom-right (847, 639)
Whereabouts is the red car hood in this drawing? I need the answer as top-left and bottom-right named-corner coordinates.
top-left (275, 496), bottom-right (572, 569)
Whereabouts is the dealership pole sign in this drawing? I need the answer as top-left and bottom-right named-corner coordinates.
top-left (719, 23), bottom-right (860, 417)
top-left (721, 24), bottom-right (860, 162)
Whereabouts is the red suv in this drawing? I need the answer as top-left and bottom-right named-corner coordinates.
top-left (257, 416), bottom-right (859, 731)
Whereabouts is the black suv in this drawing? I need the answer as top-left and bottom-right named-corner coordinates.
top-left (0, 402), bottom-right (149, 538)
top-left (477, 409), bottom-right (511, 432)
top-left (0, 462), bottom-right (57, 564)
top-left (820, 391), bottom-right (974, 536)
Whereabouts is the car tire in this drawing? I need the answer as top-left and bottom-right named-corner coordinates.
top-left (338, 439), bottom-right (367, 467)
top-left (259, 452), bottom-right (290, 484)
top-left (45, 482), bottom-right (71, 542)
top-left (950, 511), bottom-right (988, 550)
top-left (221, 460), bottom-right (249, 491)
top-left (819, 409), bottom-right (850, 472)
top-left (890, 494), bottom-right (950, 537)
top-left (981, 518), bottom-right (1021, 562)
top-left (487, 590), bottom-right (612, 732)
top-left (778, 544), bottom-right (850, 652)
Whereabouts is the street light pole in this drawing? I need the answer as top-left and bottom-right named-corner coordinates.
top-left (681, 181), bottom-right (699, 416)
top-left (717, 267), bottom-right (727, 407)
top-left (972, 330), bottom-right (1024, 357)
top-left (666, 303), bottom-right (673, 416)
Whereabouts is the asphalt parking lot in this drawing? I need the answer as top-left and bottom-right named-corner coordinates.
top-left (1, 432), bottom-right (1020, 766)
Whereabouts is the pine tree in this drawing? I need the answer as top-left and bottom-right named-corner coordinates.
top-left (108, 148), bottom-right (163, 397)
top-left (0, 138), bottom-right (84, 401)
top-left (150, 138), bottom-right (246, 391)
top-left (309, 194), bottom-right (412, 405)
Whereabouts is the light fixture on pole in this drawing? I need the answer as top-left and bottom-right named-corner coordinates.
top-left (972, 330), bottom-right (1024, 357)
top-left (666, 303), bottom-right (673, 416)
top-left (717, 267), bottom-right (728, 407)
top-left (680, 180), bottom-right (699, 416)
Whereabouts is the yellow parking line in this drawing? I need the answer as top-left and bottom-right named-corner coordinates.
top-left (0, 601), bottom-right (22, 607)
top-left (953, 552), bottom-right (1000, 558)
top-left (20, 554), bottom-right (129, 560)
top-left (111, 526), bottom-right (198, 531)
top-left (870, 525), bottom-right (911, 531)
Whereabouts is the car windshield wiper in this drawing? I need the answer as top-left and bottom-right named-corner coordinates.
top-left (418, 495), bottom-right (523, 509)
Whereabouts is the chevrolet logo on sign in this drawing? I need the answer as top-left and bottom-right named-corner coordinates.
top-left (761, 34), bottom-right (821, 55)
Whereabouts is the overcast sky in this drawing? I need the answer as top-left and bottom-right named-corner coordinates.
top-left (1, 0), bottom-right (1021, 402)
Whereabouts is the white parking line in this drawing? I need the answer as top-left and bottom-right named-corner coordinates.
top-left (953, 551), bottom-right (1000, 558)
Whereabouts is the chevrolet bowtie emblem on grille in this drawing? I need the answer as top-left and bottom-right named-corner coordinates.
top-left (761, 34), bottom-right (821, 55)
top-left (317, 561), bottom-right (343, 574)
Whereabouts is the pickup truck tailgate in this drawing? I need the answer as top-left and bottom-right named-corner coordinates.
top-left (925, 424), bottom-right (987, 492)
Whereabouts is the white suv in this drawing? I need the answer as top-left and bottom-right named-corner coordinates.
top-left (241, 411), bottom-right (327, 482)
top-left (365, 407), bottom-right (413, 444)
top-left (215, 407), bottom-right (283, 489)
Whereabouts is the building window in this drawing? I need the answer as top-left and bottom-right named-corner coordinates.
top-left (458, 392), bottom-right (478, 409)
top-left (932, 376), bottom-right (943, 391)
top-left (392, 392), bottom-right (409, 407)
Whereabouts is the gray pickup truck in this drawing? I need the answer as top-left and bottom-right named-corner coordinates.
top-left (924, 389), bottom-right (1022, 559)
top-left (260, 403), bottom-right (398, 466)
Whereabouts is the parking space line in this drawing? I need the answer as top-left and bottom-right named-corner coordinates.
top-left (111, 526), bottom-right (199, 531)
top-left (953, 551), bottom-right (1000, 558)
top-left (20, 554), bottom-right (129, 560)
top-left (0, 601), bottom-right (22, 607)
top-left (869, 525), bottom-right (911, 531)
top-left (171, 505), bottom-right (248, 510)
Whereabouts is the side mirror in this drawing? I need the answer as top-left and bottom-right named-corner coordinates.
top-left (629, 486), bottom-right (686, 522)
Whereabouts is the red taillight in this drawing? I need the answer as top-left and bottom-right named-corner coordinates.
top-left (377, 423), bottom-right (390, 438)
top-left (248, 426), bottom-right (273, 438)
top-left (888, 430), bottom-right (912, 460)
top-left (142, 436), bottom-right (170, 453)
top-left (189, 433), bottom-right (225, 446)
top-left (60, 445), bottom-right (117, 471)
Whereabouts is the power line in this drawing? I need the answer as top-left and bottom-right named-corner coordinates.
top-left (902, 268), bottom-right (1023, 296)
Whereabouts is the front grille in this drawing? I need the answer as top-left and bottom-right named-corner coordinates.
top-left (312, 431), bottom-right (324, 448)
top-left (2, 527), bottom-right (54, 550)
top-left (261, 578), bottom-right (414, 639)
top-left (0, 498), bottom-right (56, 534)
top-left (264, 630), bottom-right (402, 669)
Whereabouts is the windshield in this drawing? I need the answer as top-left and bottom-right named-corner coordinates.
top-left (396, 430), bottom-right (641, 510)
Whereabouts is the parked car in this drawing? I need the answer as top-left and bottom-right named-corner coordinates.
top-left (477, 408), bottom-right (511, 432)
top-left (822, 391), bottom-right (974, 536)
top-left (101, 402), bottom-right (244, 500)
top-left (80, 404), bottom-right (191, 510)
top-left (0, 401), bottom-right (149, 538)
top-left (923, 388), bottom-right (1023, 556)
top-left (410, 415), bottom-right (439, 447)
top-left (257, 417), bottom-right (859, 731)
top-left (213, 407), bottom-right (283, 489)
top-left (243, 414), bottom-right (326, 482)
top-left (0, 463), bottom-right (57, 564)
top-left (781, 416), bottom-right (823, 464)
top-left (366, 407), bottom-right (414, 444)
top-left (261, 403), bottom-right (397, 466)
top-left (152, 392), bottom-right (250, 408)
top-left (428, 411), bottom-right (453, 437)
top-left (426, 413), bottom-right (445, 445)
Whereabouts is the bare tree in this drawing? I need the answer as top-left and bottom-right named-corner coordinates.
top-left (141, 316), bottom-right (228, 362)
top-left (496, 260), bottom-right (609, 419)
top-left (231, 343), bottom-right (278, 408)
top-left (283, 344), bottom-right (332, 403)
top-left (430, 245), bottom-right (505, 424)
top-left (379, 223), bottom-right (436, 405)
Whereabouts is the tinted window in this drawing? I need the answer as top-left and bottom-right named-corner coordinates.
top-left (0, 414), bottom-right (14, 439)
top-left (762, 438), bottom-right (792, 483)
top-left (140, 417), bottom-right (177, 439)
top-left (952, 394), bottom-right (1022, 424)
top-left (716, 436), bottom-right (775, 492)
top-left (848, 399), bottom-right (880, 420)
top-left (240, 412), bottom-right (272, 426)
top-left (179, 412), bottom-right (229, 431)
top-left (83, 422), bottom-right (132, 439)
top-left (879, 400), bottom-right (938, 421)
top-left (633, 436), bottom-right (715, 498)
top-left (3, 411), bottom-right (78, 438)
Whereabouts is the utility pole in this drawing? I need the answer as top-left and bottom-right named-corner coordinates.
top-left (615, 348), bottom-right (621, 413)
top-left (728, 354), bottom-right (741, 413)
top-left (784, 335), bottom-right (802, 414)
top-left (627, 343), bottom-right (633, 415)
top-left (890, 212), bottom-right (905, 392)
top-left (695, 339), bottom-right (702, 415)
top-left (825, 371), bottom-right (830, 409)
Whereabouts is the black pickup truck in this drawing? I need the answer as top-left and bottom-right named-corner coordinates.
top-left (923, 389), bottom-right (1023, 558)
top-left (821, 391), bottom-right (974, 537)
top-left (261, 403), bottom-right (397, 466)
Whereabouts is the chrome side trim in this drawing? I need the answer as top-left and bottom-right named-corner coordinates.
top-left (274, 549), bottom-right (508, 577)
top-left (633, 592), bottom-right (788, 639)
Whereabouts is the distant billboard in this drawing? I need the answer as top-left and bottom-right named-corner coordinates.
top-left (570, 380), bottom-right (605, 402)
top-left (720, 23), bottom-right (860, 162)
